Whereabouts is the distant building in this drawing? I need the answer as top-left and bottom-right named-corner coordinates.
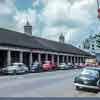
top-left (80, 34), bottom-right (100, 63)
top-left (0, 23), bottom-right (92, 68)
top-left (59, 33), bottom-right (65, 43)
top-left (24, 21), bottom-right (32, 36)
top-left (81, 34), bottom-right (96, 55)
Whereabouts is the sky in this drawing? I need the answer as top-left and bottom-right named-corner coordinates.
top-left (0, 0), bottom-right (100, 46)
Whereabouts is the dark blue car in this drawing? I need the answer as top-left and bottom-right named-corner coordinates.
top-left (74, 67), bottom-right (100, 91)
top-left (30, 61), bottom-right (42, 73)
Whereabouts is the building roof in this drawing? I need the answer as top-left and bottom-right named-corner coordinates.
top-left (0, 28), bottom-right (92, 56)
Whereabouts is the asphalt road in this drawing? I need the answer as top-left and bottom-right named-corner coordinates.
top-left (0, 69), bottom-right (100, 97)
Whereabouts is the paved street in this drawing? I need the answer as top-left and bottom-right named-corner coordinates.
top-left (0, 69), bottom-right (100, 97)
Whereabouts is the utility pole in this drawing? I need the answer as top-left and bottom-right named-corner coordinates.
top-left (97, 0), bottom-right (99, 9)
top-left (97, 0), bottom-right (100, 18)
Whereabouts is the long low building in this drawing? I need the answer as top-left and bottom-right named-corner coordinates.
top-left (0, 22), bottom-right (93, 68)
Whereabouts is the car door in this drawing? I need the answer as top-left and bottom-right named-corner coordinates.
top-left (18, 64), bottom-right (25, 73)
top-left (23, 64), bottom-right (28, 72)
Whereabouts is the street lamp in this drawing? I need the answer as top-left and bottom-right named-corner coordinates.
top-left (97, 0), bottom-right (100, 18)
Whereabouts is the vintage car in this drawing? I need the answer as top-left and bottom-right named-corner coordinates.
top-left (1, 63), bottom-right (29, 75)
top-left (74, 67), bottom-right (100, 91)
top-left (42, 61), bottom-right (57, 71)
top-left (30, 61), bottom-right (42, 72)
top-left (58, 63), bottom-right (72, 70)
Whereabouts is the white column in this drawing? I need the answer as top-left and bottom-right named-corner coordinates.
top-left (57, 55), bottom-right (59, 66)
top-left (81, 57), bottom-right (83, 63)
top-left (29, 52), bottom-right (33, 66)
top-left (63, 56), bottom-right (65, 63)
top-left (45, 54), bottom-right (48, 61)
top-left (68, 56), bottom-right (69, 63)
top-left (19, 51), bottom-right (23, 63)
top-left (77, 57), bottom-right (80, 63)
top-left (80, 57), bottom-right (82, 63)
top-left (77, 57), bottom-right (79, 63)
top-left (38, 54), bottom-right (41, 64)
top-left (74, 56), bottom-right (76, 64)
top-left (67, 56), bottom-right (69, 63)
top-left (70, 56), bottom-right (72, 63)
top-left (52, 55), bottom-right (54, 64)
top-left (7, 50), bottom-right (11, 66)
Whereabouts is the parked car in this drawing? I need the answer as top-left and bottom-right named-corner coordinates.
top-left (30, 61), bottom-right (42, 72)
top-left (67, 63), bottom-right (74, 69)
top-left (74, 67), bottom-right (100, 91)
top-left (74, 63), bottom-right (80, 69)
top-left (74, 63), bottom-right (85, 69)
top-left (51, 63), bottom-right (57, 70)
top-left (79, 63), bottom-right (85, 68)
top-left (74, 63), bottom-right (83, 69)
top-left (42, 61), bottom-right (56, 71)
top-left (57, 63), bottom-right (72, 70)
top-left (1, 63), bottom-right (29, 75)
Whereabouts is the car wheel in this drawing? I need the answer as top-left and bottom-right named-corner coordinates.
top-left (25, 70), bottom-right (28, 73)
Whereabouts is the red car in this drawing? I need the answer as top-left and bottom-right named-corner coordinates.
top-left (42, 61), bottom-right (57, 71)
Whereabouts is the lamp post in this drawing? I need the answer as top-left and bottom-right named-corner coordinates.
top-left (97, 0), bottom-right (100, 18)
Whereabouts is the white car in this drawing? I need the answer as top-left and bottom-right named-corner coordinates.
top-left (58, 63), bottom-right (71, 70)
top-left (2, 63), bottom-right (29, 74)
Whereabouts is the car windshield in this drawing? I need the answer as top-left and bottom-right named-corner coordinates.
top-left (81, 68), bottom-right (99, 77)
top-left (11, 63), bottom-right (22, 66)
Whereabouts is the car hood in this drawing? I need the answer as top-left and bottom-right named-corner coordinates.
top-left (5, 66), bottom-right (18, 70)
top-left (78, 75), bottom-right (98, 81)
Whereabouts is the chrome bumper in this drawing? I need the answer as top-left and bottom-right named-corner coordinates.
top-left (74, 83), bottom-right (100, 90)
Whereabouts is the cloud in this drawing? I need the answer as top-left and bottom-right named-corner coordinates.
top-left (0, 0), bottom-right (15, 15)
top-left (41, 0), bottom-right (98, 44)
top-left (0, 0), bottom-right (16, 29)
top-left (14, 8), bottom-right (37, 33)
top-left (14, 0), bottom-right (99, 45)
top-left (0, 0), bottom-right (99, 46)
top-left (43, 0), bottom-right (71, 27)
